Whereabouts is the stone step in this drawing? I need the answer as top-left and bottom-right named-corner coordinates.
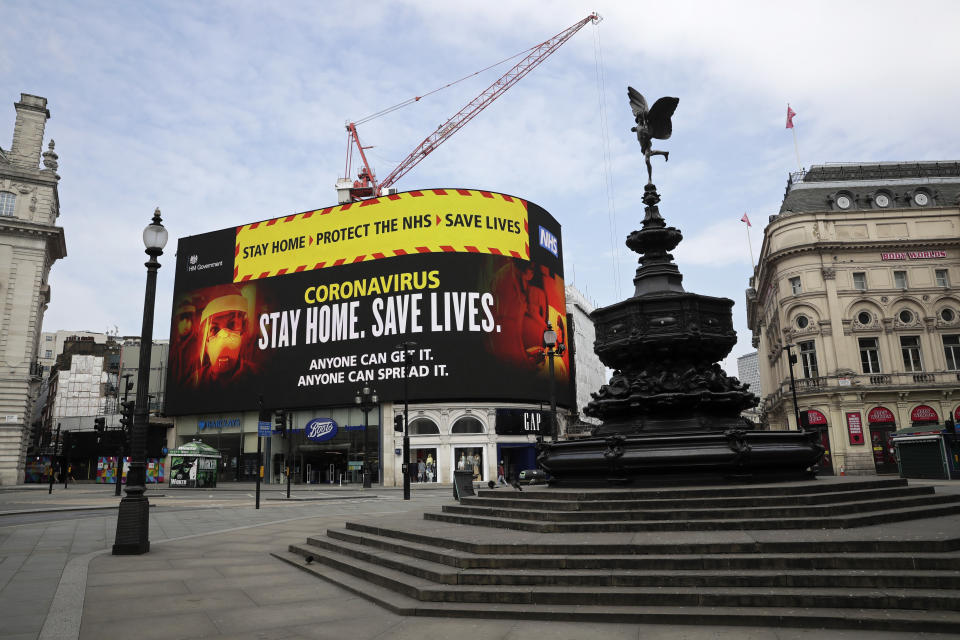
top-left (280, 543), bottom-right (960, 611)
top-left (477, 477), bottom-right (908, 501)
top-left (271, 548), bottom-right (960, 633)
top-left (342, 520), bottom-right (960, 554)
top-left (462, 485), bottom-right (933, 510)
top-left (325, 527), bottom-right (960, 571)
top-left (425, 500), bottom-right (960, 532)
top-left (304, 534), bottom-right (960, 589)
top-left (445, 493), bottom-right (960, 522)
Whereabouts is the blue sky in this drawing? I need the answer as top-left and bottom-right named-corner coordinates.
top-left (3, 0), bottom-right (959, 373)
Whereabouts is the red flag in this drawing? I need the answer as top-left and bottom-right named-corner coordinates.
top-left (786, 104), bottom-right (796, 129)
top-left (740, 213), bottom-right (751, 227)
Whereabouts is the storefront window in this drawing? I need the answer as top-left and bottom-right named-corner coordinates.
top-left (454, 447), bottom-right (483, 481)
top-left (411, 448), bottom-right (438, 483)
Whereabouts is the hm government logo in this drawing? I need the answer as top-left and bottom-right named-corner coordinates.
top-left (186, 253), bottom-right (224, 273)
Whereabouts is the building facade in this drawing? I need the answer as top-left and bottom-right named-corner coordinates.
top-left (747, 161), bottom-right (960, 476)
top-left (0, 94), bottom-right (65, 484)
top-left (736, 351), bottom-right (762, 424)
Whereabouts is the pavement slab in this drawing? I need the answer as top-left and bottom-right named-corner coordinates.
top-left (0, 480), bottom-right (959, 639)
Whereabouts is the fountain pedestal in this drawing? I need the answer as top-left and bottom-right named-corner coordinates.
top-left (539, 184), bottom-right (823, 486)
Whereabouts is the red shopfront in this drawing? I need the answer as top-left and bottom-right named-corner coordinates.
top-left (804, 409), bottom-right (833, 475)
top-left (867, 407), bottom-right (898, 474)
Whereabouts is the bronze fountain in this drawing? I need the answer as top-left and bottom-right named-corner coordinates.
top-left (537, 88), bottom-right (824, 485)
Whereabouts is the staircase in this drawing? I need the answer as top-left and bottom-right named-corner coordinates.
top-left (273, 478), bottom-right (960, 632)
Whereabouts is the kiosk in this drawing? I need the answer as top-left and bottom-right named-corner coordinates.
top-left (168, 440), bottom-right (221, 488)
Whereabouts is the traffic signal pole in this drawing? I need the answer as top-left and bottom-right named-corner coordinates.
top-left (48, 423), bottom-right (60, 495)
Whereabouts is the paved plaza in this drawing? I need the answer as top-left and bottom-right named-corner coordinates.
top-left (1, 480), bottom-right (958, 639)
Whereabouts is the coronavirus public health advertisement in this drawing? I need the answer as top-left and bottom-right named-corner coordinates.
top-left (165, 189), bottom-right (570, 415)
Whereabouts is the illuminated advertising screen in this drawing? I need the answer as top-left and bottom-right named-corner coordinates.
top-left (165, 189), bottom-right (571, 415)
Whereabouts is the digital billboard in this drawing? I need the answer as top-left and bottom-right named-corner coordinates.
top-left (165, 189), bottom-right (570, 415)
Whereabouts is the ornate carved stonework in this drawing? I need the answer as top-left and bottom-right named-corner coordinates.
top-left (821, 267), bottom-right (836, 280)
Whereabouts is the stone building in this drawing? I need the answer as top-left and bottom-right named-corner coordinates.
top-left (0, 94), bottom-right (65, 484)
top-left (736, 351), bottom-right (762, 425)
top-left (747, 161), bottom-right (960, 476)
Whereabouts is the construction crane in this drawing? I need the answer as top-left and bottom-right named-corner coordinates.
top-left (337, 13), bottom-right (601, 204)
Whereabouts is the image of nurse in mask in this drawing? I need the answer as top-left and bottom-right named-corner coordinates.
top-left (196, 290), bottom-right (254, 385)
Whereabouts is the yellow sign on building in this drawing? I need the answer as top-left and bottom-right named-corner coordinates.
top-left (234, 189), bottom-right (529, 282)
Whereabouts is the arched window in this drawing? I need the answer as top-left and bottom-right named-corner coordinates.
top-left (408, 418), bottom-right (439, 436)
top-left (451, 416), bottom-right (484, 434)
top-left (0, 191), bottom-right (15, 216)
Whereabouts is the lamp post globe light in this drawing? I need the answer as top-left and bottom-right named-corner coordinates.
top-left (354, 385), bottom-right (378, 489)
top-left (113, 208), bottom-right (167, 555)
top-left (543, 322), bottom-right (565, 443)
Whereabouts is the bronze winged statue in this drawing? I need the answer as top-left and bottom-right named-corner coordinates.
top-left (628, 87), bottom-right (678, 185)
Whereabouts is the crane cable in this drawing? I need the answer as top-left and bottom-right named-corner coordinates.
top-left (593, 20), bottom-right (622, 299)
top-left (353, 43), bottom-right (541, 127)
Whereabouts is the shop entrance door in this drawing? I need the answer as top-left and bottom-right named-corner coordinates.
top-left (497, 444), bottom-right (537, 483)
top-left (870, 425), bottom-right (898, 474)
top-left (812, 428), bottom-right (833, 475)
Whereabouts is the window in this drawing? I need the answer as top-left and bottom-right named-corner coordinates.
top-left (407, 418), bottom-right (439, 435)
top-left (853, 272), bottom-right (866, 291)
top-left (945, 335), bottom-right (960, 371)
top-left (942, 308), bottom-right (956, 323)
top-left (44, 350), bottom-right (53, 358)
top-left (936, 269), bottom-right (950, 288)
top-left (900, 336), bottom-right (923, 372)
top-left (898, 309), bottom-right (914, 324)
top-left (857, 311), bottom-right (873, 325)
top-left (798, 340), bottom-right (818, 378)
top-left (859, 337), bottom-right (881, 373)
top-left (451, 416), bottom-right (484, 434)
top-left (789, 277), bottom-right (802, 295)
top-left (894, 270), bottom-right (908, 289)
top-left (795, 315), bottom-right (809, 329)
top-left (45, 335), bottom-right (53, 342)
top-left (0, 191), bottom-right (14, 216)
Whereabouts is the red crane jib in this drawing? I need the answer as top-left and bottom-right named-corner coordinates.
top-left (344, 13), bottom-right (600, 201)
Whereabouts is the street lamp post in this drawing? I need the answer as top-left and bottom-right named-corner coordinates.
top-left (113, 208), bottom-right (167, 555)
top-left (542, 322), bottom-right (565, 443)
top-left (396, 341), bottom-right (417, 500)
top-left (354, 386), bottom-right (379, 489)
top-left (783, 343), bottom-right (803, 431)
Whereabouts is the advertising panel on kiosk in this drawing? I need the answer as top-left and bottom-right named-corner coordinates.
top-left (165, 189), bottom-right (571, 415)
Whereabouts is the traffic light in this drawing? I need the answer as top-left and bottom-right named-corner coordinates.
top-left (120, 401), bottom-right (134, 432)
top-left (94, 417), bottom-right (106, 434)
top-left (394, 414), bottom-right (404, 433)
top-left (275, 409), bottom-right (287, 437)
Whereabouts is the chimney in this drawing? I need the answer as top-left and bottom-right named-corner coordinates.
top-left (9, 93), bottom-right (50, 169)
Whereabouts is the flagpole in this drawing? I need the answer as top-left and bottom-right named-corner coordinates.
top-left (792, 128), bottom-right (802, 171)
top-left (787, 103), bottom-right (802, 171)
top-left (743, 214), bottom-right (755, 270)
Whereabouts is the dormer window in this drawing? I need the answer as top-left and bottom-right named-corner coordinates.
top-left (0, 191), bottom-right (14, 216)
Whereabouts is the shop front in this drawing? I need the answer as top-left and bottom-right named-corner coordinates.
top-left (495, 408), bottom-right (544, 481)
top-left (803, 409), bottom-right (833, 475)
top-left (281, 408), bottom-right (381, 485)
top-left (188, 415), bottom-right (245, 481)
top-left (867, 406), bottom-right (899, 474)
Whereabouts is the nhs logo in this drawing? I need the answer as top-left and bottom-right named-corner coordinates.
top-left (538, 225), bottom-right (558, 257)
